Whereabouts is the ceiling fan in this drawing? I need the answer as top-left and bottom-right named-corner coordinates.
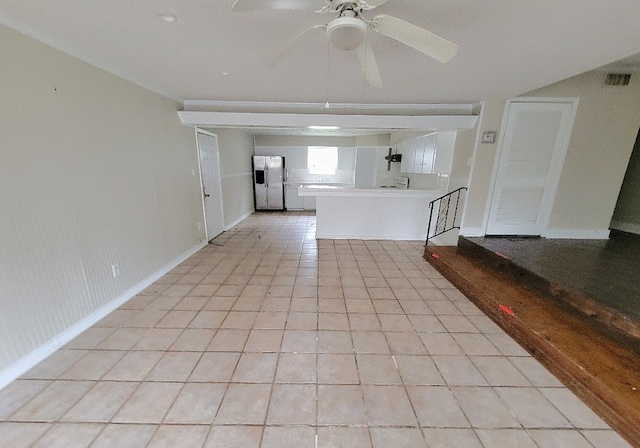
top-left (231, 0), bottom-right (458, 88)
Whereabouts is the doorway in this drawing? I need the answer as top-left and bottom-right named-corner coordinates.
top-left (196, 130), bottom-right (225, 241)
top-left (610, 128), bottom-right (640, 235)
top-left (486, 99), bottom-right (578, 235)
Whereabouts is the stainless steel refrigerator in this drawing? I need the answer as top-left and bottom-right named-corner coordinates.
top-left (253, 155), bottom-right (285, 210)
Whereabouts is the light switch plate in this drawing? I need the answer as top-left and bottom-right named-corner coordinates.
top-left (481, 131), bottom-right (496, 144)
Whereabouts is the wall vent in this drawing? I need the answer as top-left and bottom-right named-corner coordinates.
top-left (604, 73), bottom-right (631, 86)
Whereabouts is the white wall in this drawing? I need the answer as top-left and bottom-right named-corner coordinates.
top-left (426, 126), bottom-right (482, 245)
top-left (374, 145), bottom-right (402, 188)
top-left (460, 70), bottom-right (640, 238)
top-left (355, 148), bottom-right (377, 189)
top-left (353, 136), bottom-right (390, 189)
top-left (460, 100), bottom-right (506, 236)
top-left (0, 24), bottom-right (204, 383)
top-left (260, 146), bottom-right (356, 184)
top-left (209, 129), bottom-right (256, 228)
top-left (526, 72), bottom-right (640, 234)
top-left (255, 135), bottom-right (356, 147)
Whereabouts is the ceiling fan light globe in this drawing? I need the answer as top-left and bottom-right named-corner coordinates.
top-left (327, 17), bottom-right (366, 51)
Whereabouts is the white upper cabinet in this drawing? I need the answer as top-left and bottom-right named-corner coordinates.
top-left (412, 138), bottom-right (424, 173)
top-left (397, 132), bottom-right (456, 175)
top-left (421, 133), bottom-right (437, 173)
top-left (398, 139), bottom-right (412, 173)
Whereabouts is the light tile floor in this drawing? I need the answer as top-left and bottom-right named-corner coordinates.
top-left (0, 212), bottom-right (632, 447)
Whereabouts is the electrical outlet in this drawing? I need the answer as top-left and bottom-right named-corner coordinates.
top-left (111, 263), bottom-right (120, 278)
top-left (191, 168), bottom-right (196, 177)
top-left (197, 222), bottom-right (202, 231)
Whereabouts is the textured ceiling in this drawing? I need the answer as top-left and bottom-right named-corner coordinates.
top-left (2, 0), bottom-right (640, 106)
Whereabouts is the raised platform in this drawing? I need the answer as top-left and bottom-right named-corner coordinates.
top-left (424, 240), bottom-right (640, 447)
top-left (459, 232), bottom-right (640, 347)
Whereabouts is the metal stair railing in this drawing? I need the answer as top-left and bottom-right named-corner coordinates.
top-left (426, 187), bottom-right (467, 245)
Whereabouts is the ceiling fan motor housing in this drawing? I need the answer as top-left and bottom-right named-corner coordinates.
top-left (326, 16), bottom-right (367, 51)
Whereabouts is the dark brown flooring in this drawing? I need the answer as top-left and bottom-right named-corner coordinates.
top-left (459, 231), bottom-right (640, 346)
top-left (464, 231), bottom-right (640, 321)
top-left (425, 241), bottom-right (640, 447)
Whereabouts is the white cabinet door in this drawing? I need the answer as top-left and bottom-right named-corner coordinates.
top-left (404, 142), bottom-right (415, 173)
top-left (398, 133), bottom-right (448, 174)
top-left (303, 196), bottom-right (316, 210)
top-left (412, 136), bottom-right (423, 173)
top-left (285, 188), bottom-right (304, 210)
top-left (420, 134), bottom-right (437, 173)
top-left (399, 141), bottom-right (408, 172)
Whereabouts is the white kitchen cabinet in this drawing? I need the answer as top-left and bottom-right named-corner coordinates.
top-left (303, 195), bottom-right (316, 210)
top-left (399, 140), bottom-right (412, 173)
top-left (414, 138), bottom-right (427, 173)
top-left (413, 138), bottom-right (426, 173)
top-left (421, 133), bottom-right (437, 174)
top-left (285, 187), bottom-right (304, 210)
top-left (399, 141), bottom-right (407, 172)
top-left (398, 132), bottom-right (455, 175)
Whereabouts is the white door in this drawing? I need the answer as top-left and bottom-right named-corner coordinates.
top-left (487, 99), bottom-right (577, 235)
top-left (197, 131), bottom-right (225, 241)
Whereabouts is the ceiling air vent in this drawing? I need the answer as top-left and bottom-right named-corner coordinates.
top-left (604, 73), bottom-right (631, 86)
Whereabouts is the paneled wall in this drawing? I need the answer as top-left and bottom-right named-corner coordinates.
top-left (209, 129), bottom-right (256, 229)
top-left (0, 25), bottom-right (204, 380)
top-left (527, 71), bottom-right (640, 234)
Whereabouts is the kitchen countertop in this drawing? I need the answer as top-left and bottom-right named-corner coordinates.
top-left (298, 185), bottom-right (447, 199)
top-left (284, 181), bottom-right (355, 187)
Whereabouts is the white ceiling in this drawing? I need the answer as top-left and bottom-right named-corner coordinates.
top-left (2, 1), bottom-right (640, 120)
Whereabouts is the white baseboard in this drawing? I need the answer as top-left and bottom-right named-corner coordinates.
top-left (610, 220), bottom-right (640, 236)
top-left (0, 240), bottom-right (207, 391)
top-left (459, 226), bottom-right (485, 237)
top-left (315, 233), bottom-right (426, 241)
top-left (225, 210), bottom-right (253, 231)
top-left (543, 229), bottom-right (610, 239)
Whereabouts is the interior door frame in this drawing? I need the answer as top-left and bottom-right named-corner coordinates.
top-left (483, 97), bottom-right (579, 236)
top-left (195, 128), bottom-right (225, 241)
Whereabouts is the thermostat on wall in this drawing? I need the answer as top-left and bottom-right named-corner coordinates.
top-left (481, 131), bottom-right (496, 144)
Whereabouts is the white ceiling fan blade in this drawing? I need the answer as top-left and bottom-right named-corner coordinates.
top-left (360, 0), bottom-right (391, 9)
top-left (263, 25), bottom-right (326, 68)
top-left (232, 0), bottom-right (326, 12)
top-left (355, 39), bottom-right (383, 88)
top-left (371, 14), bottom-right (458, 63)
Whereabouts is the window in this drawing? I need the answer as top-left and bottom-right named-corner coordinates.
top-left (307, 146), bottom-right (338, 175)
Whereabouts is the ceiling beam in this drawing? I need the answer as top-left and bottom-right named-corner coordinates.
top-left (177, 111), bottom-right (478, 132)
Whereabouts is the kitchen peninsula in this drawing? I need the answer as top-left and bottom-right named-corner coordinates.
top-left (298, 185), bottom-right (445, 240)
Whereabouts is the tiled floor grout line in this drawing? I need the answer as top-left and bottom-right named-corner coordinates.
top-left (0, 213), bottom-right (630, 447)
